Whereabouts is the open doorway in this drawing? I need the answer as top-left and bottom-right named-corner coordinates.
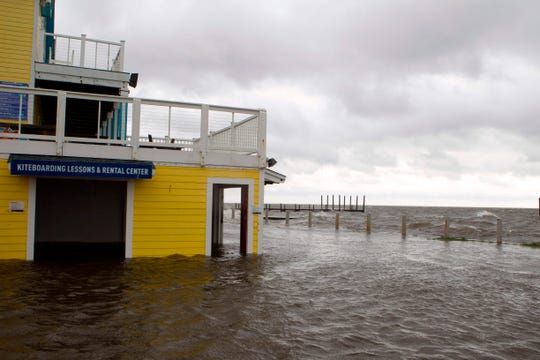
top-left (34, 178), bottom-right (126, 261)
top-left (211, 184), bottom-right (249, 256)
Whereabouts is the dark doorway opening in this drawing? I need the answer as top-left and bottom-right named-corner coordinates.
top-left (34, 178), bottom-right (126, 261)
top-left (211, 184), bottom-right (248, 256)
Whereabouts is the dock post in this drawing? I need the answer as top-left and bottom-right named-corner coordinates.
top-left (366, 213), bottom-right (371, 234)
top-left (265, 208), bottom-right (269, 224)
top-left (401, 215), bottom-right (406, 238)
top-left (338, 195), bottom-right (341, 211)
top-left (286, 211), bottom-right (290, 226)
top-left (443, 218), bottom-right (449, 238)
top-left (362, 195), bottom-right (366, 212)
top-left (231, 208), bottom-right (235, 219)
top-left (496, 218), bottom-right (502, 245)
top-left (332, 195), bottom-right (334, 210)
top-left (356, 195), bottom-right (358, 211)
top-left (350, 195), bottom-right (352, 211)
top-left (308, 210), bottom-right (313, 228)
top-left (335, 212), bottom-right (340, 230)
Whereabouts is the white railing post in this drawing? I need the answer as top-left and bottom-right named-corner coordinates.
top-left (230, 113), bottom-right (236, 147)
top-left (199, 105), bottom-right (209, 166)
top-left (118, 40), bottom-right (126, 71)
top-left (131, 99), bottom-right (141, 159)
top-left (55, 91), bottom-right (67, 156)
top-left (257, 109), bottom-right (267, 168)
top-left (80, 34), bottom-right (86, 68)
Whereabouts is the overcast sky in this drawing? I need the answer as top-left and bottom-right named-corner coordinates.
top-left (56, 0), bottom-right (540, 208)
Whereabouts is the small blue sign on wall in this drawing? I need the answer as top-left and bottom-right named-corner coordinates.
top-left (0, 81), bottom-right (28, 121)
top-left (9, 155), bottom-right (154, 179)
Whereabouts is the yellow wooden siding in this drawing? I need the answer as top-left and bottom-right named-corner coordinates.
top-left (0, 160), bottom-right (28, 259)
top-left (132, 166), bottom-right (260, 257)
top-left (0, 0), bottom-right (35, 84)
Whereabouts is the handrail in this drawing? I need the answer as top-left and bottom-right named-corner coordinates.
top-left (42, 32), bottom-right (125, 71)
top-left (0, 86), bottom-right (266, 166)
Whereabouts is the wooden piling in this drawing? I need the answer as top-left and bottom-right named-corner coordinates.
top-left (332, 195), bottom-right (335, 210)
top-left (496, 218), bottom-right (502, 245)
top-left (366, 213), bottom-right (371, 234)
top-left (231, 208), bottom-right (235, 219)
top-left (308, 210), bottom-right (313, 228)
top-left (286, 211), bottom-right (290, 226)
top-left (401, 215), bottom-right (406, 238)
top-left (443, 218), bottom-right (449, 238)
top-left (335, 212), bottom-right (340, 230)
top-left (264, 208), bottom-right (269, 224)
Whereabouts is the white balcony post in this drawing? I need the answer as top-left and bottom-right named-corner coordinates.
top-left (118, 40), bottom-right (126, 72)
top-left (131, 99), bottom-right (141, 159)
top-left (55, 91), bottom-right (67, 156)
top-left (230, 112), bottom-right (236, 147)
top-left (257, 109), bottom-right (267, 168)
top-left (80, 34), bottom-right (86, 68)
top-left (199, 105), bottom-right (209, 166)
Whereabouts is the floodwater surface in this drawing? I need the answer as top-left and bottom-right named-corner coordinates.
top-left (1, 206), bottom-right (540, 359)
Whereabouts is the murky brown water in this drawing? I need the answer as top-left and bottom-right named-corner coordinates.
top-left (1, 207), bottom-right (540, 359)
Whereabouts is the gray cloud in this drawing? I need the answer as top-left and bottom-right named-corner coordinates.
top-left (55, 0), bottom-right (540, 206)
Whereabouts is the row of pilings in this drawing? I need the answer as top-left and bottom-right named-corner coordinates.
top-left (241, 209), bottom-right (504, 245)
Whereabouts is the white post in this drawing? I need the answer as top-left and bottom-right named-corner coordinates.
top-left (230, 112), bottom-right (236, 147)
top-left (80, 34), bottom-right (87, 68)
top-left (257, 110), bottom-right (267, 168)
top-left (118, 40), bottom-right (126, 72)
top-left (167, 106), bottom-right (172, 139)
top-left (131, 99), bottom-right (141, 159)
top-left (200, 105), bottom-right (209, 166)
top-left (55, 91), bottom-right (66, 156)
top-left (496, 218), bottom-right (502, 245)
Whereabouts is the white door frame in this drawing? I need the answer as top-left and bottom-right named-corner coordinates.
top-left (206, 177), bottom-right (254, 256)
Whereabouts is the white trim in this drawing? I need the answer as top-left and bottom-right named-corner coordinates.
top-left (125, 180), bottom-right (134, 258)
top-left (26, 178), bottom-right (36, 261)
top-left (258, 170), bottom-right (265, 254)
top-left (31, 0), bottom-right (39, 85)
top-left (205, 177), bottom-right (254, 256)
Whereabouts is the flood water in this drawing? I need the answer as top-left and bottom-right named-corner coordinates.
top-left (1, 206), bottom-right (540, 359)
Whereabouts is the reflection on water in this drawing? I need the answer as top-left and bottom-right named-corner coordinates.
top-left (1, 210), bottom-right (540, 359)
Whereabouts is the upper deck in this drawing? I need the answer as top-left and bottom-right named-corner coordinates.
top-left (0, 85), bottom-right (267, 169)
top-left (34, 32), bottom-right (132, 90)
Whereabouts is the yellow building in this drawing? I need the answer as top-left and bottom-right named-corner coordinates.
top-left (0, 0), bottom-right (284, 260)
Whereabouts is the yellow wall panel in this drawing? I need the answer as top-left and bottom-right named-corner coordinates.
top-left (0, 0), bottom-right (35, 84)
top-left (132, 165), bottom-right (260, 257)
top-left (0, 160), bottom-right (28, 259)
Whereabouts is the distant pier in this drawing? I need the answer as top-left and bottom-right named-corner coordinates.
top-left (235, 195), bottom-right (366, 213)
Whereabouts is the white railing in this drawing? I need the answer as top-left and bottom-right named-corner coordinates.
top-left (0, 86), bottom-right (266, 167)
top-left (42, 33), bottom-right (125, 71)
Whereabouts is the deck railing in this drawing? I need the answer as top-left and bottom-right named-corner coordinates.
top-left (0, 86), bottom-right (266, 167)
top-left (41, 33), bottom-right (125, 71)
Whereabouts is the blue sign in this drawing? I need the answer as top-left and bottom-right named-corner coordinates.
top-left (0, 81), bottom-right (28, 121)
top-left (9, 156), bottom-right (153, 179)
